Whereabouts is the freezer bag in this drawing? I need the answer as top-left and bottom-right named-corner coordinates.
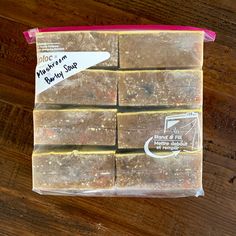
top-left (24, 25), bottom-right (215, 197)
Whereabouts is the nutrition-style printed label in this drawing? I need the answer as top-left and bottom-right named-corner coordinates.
top-left (35, 52), bottom-right (110, 94)
top-left (144, 112), bottom-right (201, 158)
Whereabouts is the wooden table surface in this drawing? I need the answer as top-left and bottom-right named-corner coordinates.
top-left (0, 0), bottom-right (236, 235)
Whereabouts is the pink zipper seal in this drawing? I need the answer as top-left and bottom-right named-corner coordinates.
top-left (23, 25), bottom-right (216, 44)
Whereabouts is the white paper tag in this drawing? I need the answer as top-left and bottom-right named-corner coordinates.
top-left (35, 51), bottom-right (110, 94)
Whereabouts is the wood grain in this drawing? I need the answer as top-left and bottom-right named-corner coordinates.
top-left (96, 0), bottom-right (236, 48)
top-left (0, 0), bottom-right (235, 235)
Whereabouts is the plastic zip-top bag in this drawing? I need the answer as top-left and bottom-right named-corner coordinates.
top-left (24, 25), bottom-right (216, 197)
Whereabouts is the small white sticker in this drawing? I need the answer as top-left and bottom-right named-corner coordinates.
top-left (144, 112), bottom-right (201, 158)
top-left (35, 51), bottom-right (110, 94)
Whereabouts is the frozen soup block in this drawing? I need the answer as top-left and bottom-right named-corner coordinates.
top-left (119, 31), bottom-right (204, 68)
top-left (36, 70), bottom-right (119, 105)
top-left (116, 152), bottom-right (203, 197)
top-left (34, 109), bottom-right (117, 145)
top-left (32, 151), bottom-right (115, 193)
top-left (118, 70), bottom-right (202, 107)
top-left (36, 31), bottom-right (118, 67)
top-left (117, 110), bottom-right (202, 149)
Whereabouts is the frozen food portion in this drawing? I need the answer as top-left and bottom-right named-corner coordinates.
top-left (36, 31), bottom-right (118, 67)
top-left (36, 70), bottom-right (119, 105)
top-left (33, 151), bottom-right (115, 192)
top-left (119, 31), bottom-right (204, 68)
top-left (34, 109), bottom-right (117, 146)
top-left (117, 110), bottom-right (202, 150)
top-left (116, 151), bottom-right (203, 197)
top-left (118, 70), bottom-right (202, 107)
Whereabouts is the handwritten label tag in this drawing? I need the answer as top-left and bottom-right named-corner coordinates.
top-left (35, 51), bottom-right (110, 94)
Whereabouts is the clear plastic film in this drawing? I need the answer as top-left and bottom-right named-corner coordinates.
top-left (26, 25), bottom-right (216, 197)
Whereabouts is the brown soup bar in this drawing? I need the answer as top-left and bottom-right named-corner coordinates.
top-left (32, 151), bottom-right (115, 193)
top-left (36, 70), bottom-right (119, 105)
top-left (34, 109), bottom-right (117, 145)
top-left (117, 109), bottom-right (202, 149)
top-left (116, 152), bottom-right (203, 196)
top-left (118, 70), bottom-right (202, 107)
top-left (36, 31), bottom-right (118, 67)
top-left (119, 31), bottom-right (204, 68)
